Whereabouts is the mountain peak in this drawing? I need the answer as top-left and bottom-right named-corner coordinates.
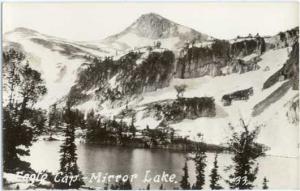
top-left (10, 27), bottom-right (40, 35)
top-left (103, 12), bottom-right (211, 50)
top-left (138, 12), bottom-right (166, 21)
top-left (13, 27), bottom-right (38, 33)
top-left (127, 13), bottom-right (179, 39)
top-left (4, 27), bottom-right (41, 39)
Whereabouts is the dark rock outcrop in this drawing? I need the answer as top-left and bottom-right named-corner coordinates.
top-left (252, 80), bottom-right (292, 117)
top-left (176, 38), bottom-right (265, 79)
top-left (264, 27), bottom-right (299, 49)
top-left (222, 87), bottom-right (254, 106)
top-left (118, 50), bottom-right (175, 95)
top-left (286, 95), bottom-right (299, 125)
top-left (263, 40), bottom-right (299, 90)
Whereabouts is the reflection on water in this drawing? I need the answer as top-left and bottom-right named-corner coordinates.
top-left (24, 141), bottom-right (298, 189)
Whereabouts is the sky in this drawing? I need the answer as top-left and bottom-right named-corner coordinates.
top-left (2, 2), bottom-right (299, 41)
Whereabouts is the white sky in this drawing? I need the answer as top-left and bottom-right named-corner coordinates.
top-left (2, 2), bottom-right (299, 41)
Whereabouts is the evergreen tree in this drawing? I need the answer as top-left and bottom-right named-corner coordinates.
top-left (193, 151), bottom-right (207, 189)
top-left (48, 104), bottom-right (61, 139)
top-left (110, 179), bottom-right (132, 190)
top-left (191, 184), bottom-right (196, 189)
top-left (3, 108), bottom-right (33, 172)
top-left (3, 49), bottom-right (23, 110)
top-left (73, 109), bottom-right (85, 128)
top-left (123, 179), bottom-right (132, 190)
top-left (262, 177), bottom-right (269, 189)
top-left (227, 119), bottom-right (266, 189)
top-left (85, 110), bottom-right (99, 142)
top-left (29, 108), bottom-right (47, 136)
top-left (260, 38), bottom-right (266, 54)
top-left (159, 184), bottom-right (164, 190)
top-left (54, 102), bottom-right (85, 189)
top-left (17, 62), bottom-right (47, 122)
top-left (192, 134), bottom-right (207, 190)
top-left (174, 84), bottom-right (187, 98)
top-left (180, 160), bottom-right (190, 189)
top-left (170, 128), bottom-right (175, 143)
top-left (103, 181), bottom-right (109, 190)
top-left (129, 115), bottom-right (137, 138)
top-left (3, 49), bottom-right (47, 172)
top-left (209, 154), bottom-right (223, 190)
top-left (110, 184), bottom-right (117, 190)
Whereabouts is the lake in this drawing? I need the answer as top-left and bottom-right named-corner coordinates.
top-left (23, 141), bottom-right (298, 189)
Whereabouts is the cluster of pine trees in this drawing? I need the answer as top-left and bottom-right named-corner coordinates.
top-left (70, 49), bottom-right (175, 105)
top-left (2, 48), bottom-right (85, 189)
top-left (3, 49), bottom-right (47, 173)
top-left (179, 119), bottom-right (268, 190)
top-left (47, 103), bottom-right (85, 139)
top-left (85, 110), bottom-right (138, 144)
top-left (105, 179), bottom-right (132, 190)
top-left (34, 101), bottom-right (87, 189)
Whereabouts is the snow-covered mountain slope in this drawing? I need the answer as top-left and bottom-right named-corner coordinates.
top-left (151, 46), bottom-right (298, 157)
top-left (75, 44), bottom-right (299, 157)
top-left (3, 27), bottom-right (112, 108)
top-left (99, 13), bottom-right (212, 51)
top-left (2, 12), bottom-right (213, 108)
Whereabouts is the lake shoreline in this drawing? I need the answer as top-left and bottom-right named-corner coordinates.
top-left (84, 141), bottom-right (228, 153)
top-left (41, 133), bottom-right (228, 153)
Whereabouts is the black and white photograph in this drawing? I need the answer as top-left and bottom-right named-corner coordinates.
top-left (1, 1), bottom-right (299, 190)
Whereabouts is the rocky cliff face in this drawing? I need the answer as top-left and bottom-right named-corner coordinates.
top-left (264, 27), bottom-right (299, 49)
top-left (175, 37), bottom-right (265, 78)
top-left (286, 94), bottom-right (299, 125)
top-left (263, 40), bottom-right (299, 90)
